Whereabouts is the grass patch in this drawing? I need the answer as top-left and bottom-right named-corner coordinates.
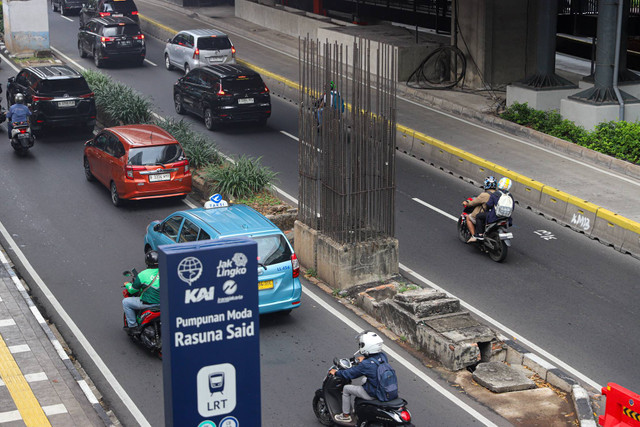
top-left (203, 155), bottom-right (278, 199)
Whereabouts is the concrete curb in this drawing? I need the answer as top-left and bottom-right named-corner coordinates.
top-left (0, 250), bottom-right (114, 426)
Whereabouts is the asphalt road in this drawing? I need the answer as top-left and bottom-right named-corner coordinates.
top-left (0, 5), bottom-right (636, 426)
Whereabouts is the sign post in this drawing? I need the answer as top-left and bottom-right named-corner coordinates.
top-left (159, 237), bottom-right (261, 427)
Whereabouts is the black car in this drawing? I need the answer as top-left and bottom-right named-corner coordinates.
top-left (51, 0), bottom-right (83, 16)
top-left (79, 0), bottom-right (139, 28)
top-left (173, 64), bottom-right (271, 130)
top-left (6, 65), bottom-right (96, 133)
top-left (78, 17), bottom-right (146, 67)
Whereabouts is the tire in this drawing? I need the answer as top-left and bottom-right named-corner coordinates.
top-left (174, 93), bottom-right (184, 115)
top-left (488, 238), bottom-right (508, 263)
top-left (457, 217), bottom-right (471, 243)
top-left (164, 54), bottom-right (174, 70)
top-left (204, 108), bottom-right (216, 130)
top-left (257, 117), bottom-right (268, 127)
top-left (93, 48), bottom-right (103, 68)
top-left (136, 57), bottom-right (145, 67)
top-left (312, 394), bottom-right (333, 426)
top-left (84, 157), bottom-right (95, 181)
top-left (13, 146), bottom-right (28, 156)
top-left (184, 63), bottom-right (190, 75)
top-left (110, 181), bottom-right (122, 207)
top-left (78, 41), bottom-right (87, 58)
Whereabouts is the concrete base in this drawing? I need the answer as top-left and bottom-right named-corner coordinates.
top-left (472, 362), bottom-right (535, 393)
top-left (506, 84), bottom-right (580, 112)
top-left (293, 220), bottom-right (317, 270)
top-left (316, 234), bottom-right (399, 289)
top-left (560, 97), bottom-right (640, 131)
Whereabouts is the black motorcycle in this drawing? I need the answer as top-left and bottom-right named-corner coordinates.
top-left (9, 121), bottom-right (35, 155)
top-left (313, 356), bottom-right (414, 427)
top-left (457, 198), bottom-right (513, 262)
top-left (122, 269), bottom-right (162, 358)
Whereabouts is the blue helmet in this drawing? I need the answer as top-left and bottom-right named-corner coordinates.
top-left (483, 176), bottom-right (497, 190)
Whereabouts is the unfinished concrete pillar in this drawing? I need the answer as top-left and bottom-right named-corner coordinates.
top-left (2, 0), bottom-right (50, 56)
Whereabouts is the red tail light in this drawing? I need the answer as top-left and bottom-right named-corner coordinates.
top-left (400, 409), bottom-right (411, 422)
top-left (32, 96), bottom-right (53, 102)
top-left (174, 159), bottom-right (190, 173)
top-left (131, 10), bottom-right (138, 15)
top-left (231, 46), bottom-right (236, 56)
top-left (133, 34), bottom-right (144, 40)
top-left (19, 129), bottom-right (26, 134)
top-left (291, 254), bottom-right (300, 278)
top-left (193, 48), bottom-right (200, 60)
top-left (99, 12), bottom-right (110, 17)
top-left (261, 85), bottom-right (270, 94)
top-left (217, 87), bottom-right (226, 96)
top-left (101, 36), bottom-right (115, 43)
top-left (125, 165), bottom-right (145, 179)
top-left (79, 92), bottom-right (94, 98)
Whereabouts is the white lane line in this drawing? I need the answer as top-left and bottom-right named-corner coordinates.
top-left (0, 220), bottom-right (151, 427)
top-left (398, 263), bottom-right (602, 391)
top-left (144, 59), bottom-right (157, 66)
top-left (280, 130), bottom-right (297, 141)
top-left (301, 285), bottom-right (498, 426)
top-left (413, 197), bottom-right (457, 221)
top-left (50, 46), bottom-right (87, 71)
top-left (60, 15), bottom-right (74, 23)
top-left (0, 53), bottom-right (20, 73)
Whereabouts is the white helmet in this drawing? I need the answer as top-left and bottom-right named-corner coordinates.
top-left (357, 331), bottom-right (383, 356)
top-left (498, 177), bottom-right (512, 192)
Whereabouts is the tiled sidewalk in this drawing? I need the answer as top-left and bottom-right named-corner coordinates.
top-left (0, 249), bottom-right (110, 426)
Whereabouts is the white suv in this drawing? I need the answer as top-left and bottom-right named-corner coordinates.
top-left (164, 29), bottom-right (236, 74)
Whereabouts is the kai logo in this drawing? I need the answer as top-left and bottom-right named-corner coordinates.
top-left (185, 286), bottom-right (215, 304)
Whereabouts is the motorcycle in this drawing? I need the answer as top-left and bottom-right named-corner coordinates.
top-left (312, 355), bottom-right (414, 427)
top-left (122, 269), bottom-right (162, 358)
top-left (9, 121), bottom-right (35, 155)
top-left (457, 197), bottom-right (513, 262)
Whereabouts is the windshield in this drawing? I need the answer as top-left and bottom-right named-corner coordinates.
top-left (103, 24), bottom-right (140, 37)
top-left (221, 75), bottom-right (264, 92)
top-left (104, 0), bottom-right (137, 12)
top-left (197, 36), bottom-right (231, 50)
top-left (38, 78), bottom-right (91, 95)
top-left (127, 144), bottom-right (183, 165)
top-left (253, 235), bottom-right (292, 266)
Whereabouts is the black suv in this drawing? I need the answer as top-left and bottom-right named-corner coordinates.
top-left (78, 17), bottom-right (146, 67)
top-left (79, 0), bottom-right (139, 28)
top-left (51, 0), bottom-right (83, 16)
top-left (173, 64), bottom-right (271, 130)
top-left (6, 65), bottom-right (96, 133)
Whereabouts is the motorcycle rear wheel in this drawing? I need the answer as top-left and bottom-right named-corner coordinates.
top-left (312, 394), bottom-right (333, 426)
top-left (488, 239), bottom-right (508, 262)
top-left (457, 218), bottom-right (471, 243)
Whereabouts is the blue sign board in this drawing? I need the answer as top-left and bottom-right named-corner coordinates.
top-left (159, 237), bottom-right (261, 426)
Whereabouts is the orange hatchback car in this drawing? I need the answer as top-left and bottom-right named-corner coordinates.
top-left (83, 124), bottom-right (192, 206)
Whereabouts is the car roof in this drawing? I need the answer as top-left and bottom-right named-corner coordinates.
top-left (25, 65), bottom-right (82, 80)
top-left (201, 64), bottom-right (259, 79)
top-left (89, 16), bottom-right (137, 25)
top-left (107, 124), bottom-right (179, 147)
top-left (183, 205), bottom-right (281, 238)
top-left (179, 29), bottom-right (228, 38)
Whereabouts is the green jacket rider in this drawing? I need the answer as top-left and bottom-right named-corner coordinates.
top-left (122, 251), bottom-right (160, 333)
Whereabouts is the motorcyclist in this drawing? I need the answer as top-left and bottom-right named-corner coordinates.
top-left (472, 177), bottom-right (515, 242)
top-left (7, 93), bottom-right (31, 139)
top-left (463, 176), bottom-right (497, 242)
top-left (317, 80), bottom-right (344, 126)
top-left (328, 331), bottom-right (392, 425)
top-left (122, 251), bottom-right (160, 335)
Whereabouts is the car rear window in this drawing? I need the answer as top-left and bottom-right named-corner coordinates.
top-left (38, 78), bottom-right (91, 95)
top-left (103, 24), bottom-right (141, 36)
top-left (221, 75), bottom-right (264, 92)
top-left (253, 235), bottom-right (292, 267)
top-left (197, 36), bottom-right (231, 50)
top-left (104, 0), bottom-right (137, 12)
top-left (128, 144), bottom-right (184, 166)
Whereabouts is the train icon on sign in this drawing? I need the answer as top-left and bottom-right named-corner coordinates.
top-left (209, 372), bottom-right (225, 395)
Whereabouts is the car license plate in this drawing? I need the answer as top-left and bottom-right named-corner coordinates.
top-left (238, 98), bottom-right (254, 105)
top-left (119, 40), bottom-right (132, 47)
top-left (258, 280), bottom-right (273, 290)
top-left (57, 100), bottom-right (75, 108)
top-left (112, 13), bottom-right (123, 17)
top-left (149, 173), bottom-right (170, 182)
top-left (208, 56), bottom-right (224, 63)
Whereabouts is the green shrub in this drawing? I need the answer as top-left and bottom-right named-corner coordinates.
top-left (154, 118), bottom-right (222, 169)
top-left (204, 156), bottom-right (278, 199)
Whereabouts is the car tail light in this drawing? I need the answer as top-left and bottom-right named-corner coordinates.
top-left (261, 85), bottom-right (269, 94)
top-left (99, 12), bottom-right (110, 17)
top-left (193, 48), bottom-right (200, 60)
top-left (19, 129), bottom-right (26, 134)
top-left (79, 92), bottom-right (94, 98)
top-left (133, 34), bottom-right (144, 40)
top-left (174, 159), bottom-right (189, 173)
top-left (101, 36), bottom-right (115, 43)
top-left (400, 409), bottom-right (411, 422)
top-left (131, 10), bottom-right (138, 15)
top-left (231, 46), bottom-right (236, 57)
top-left (125, 165), bottom-right (145, 179)
top-left (32, 96), bottom-right (53, 102)
top-left (291, 254), bottom-right (300, 278)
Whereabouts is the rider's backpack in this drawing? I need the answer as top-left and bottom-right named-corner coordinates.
top-left (494, 190), bottom-right (514, 218)
top-left (372, 357), bottom-right (399, 401)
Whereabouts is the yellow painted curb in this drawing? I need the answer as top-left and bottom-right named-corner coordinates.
top-left (596, 208), bottom-right (640, 232)
top-left (0, 335), bottom-right (50, 426)
top-left (566, 197), bottom-right (599, 214)
top-left (139, 14), bottom-right (177, 36)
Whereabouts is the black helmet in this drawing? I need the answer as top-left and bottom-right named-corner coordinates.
top-left (14, 93), bottom-right (25, 104)
top-left (145, 250), bottom-right (159, 268)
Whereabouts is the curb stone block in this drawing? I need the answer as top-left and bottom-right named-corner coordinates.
top-left (591, 208), bottom-right (628, 250)
top-left (547, 368), bottom-right (579, 393)
top-left (523, 352), bottom-right (556, 382)
top-left (539, 186), bottom-right (570, 222)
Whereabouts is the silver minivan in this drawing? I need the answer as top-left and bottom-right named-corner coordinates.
top-left (164, 29), bottom-right (236, 74)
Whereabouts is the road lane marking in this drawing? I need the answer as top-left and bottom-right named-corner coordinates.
top-left (50, 46), bottom-right (86, 71)
top-left (144, 59), bottom-right (157, 66)
top-left (300, 285), bottom-right (498, 426)
top-left (412, 197), bottom-right (457, 221)
top-left (0, 221), bottom-right (151, 427)
top-left (0, 334), bottom-right (51, 426)
top-left (60, 15), bottom-right (73, 23)
top-left (0, 53), bottom-right (20, 73)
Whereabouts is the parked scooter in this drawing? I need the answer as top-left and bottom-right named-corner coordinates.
top-left (457, 197), bottom-right (513, 262)
top-left (122, 269), bottom-right (162, 358)
top-left (9, 120), bottom-right (35, 155)
top-left (313, 355), bottom-right (414, 427)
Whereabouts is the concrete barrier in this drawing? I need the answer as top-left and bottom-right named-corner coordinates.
top-left (621, 222), bottom-right (640, 258)
top-left (591, 208), bottom-right (629, 250)
top-left (396, 126), bottom-right (417, 157)
top-left (563, 197), bottom-right (599, 236)
top-left (511, 175), bottom-right (544, 210)
top-left (539, 186), bottom-right (571, 222)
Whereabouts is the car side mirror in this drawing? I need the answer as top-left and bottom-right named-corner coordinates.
top-left (153, 223), bottom-right (161, 232)
top-left (8, 77), bottom-right (14, 83)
